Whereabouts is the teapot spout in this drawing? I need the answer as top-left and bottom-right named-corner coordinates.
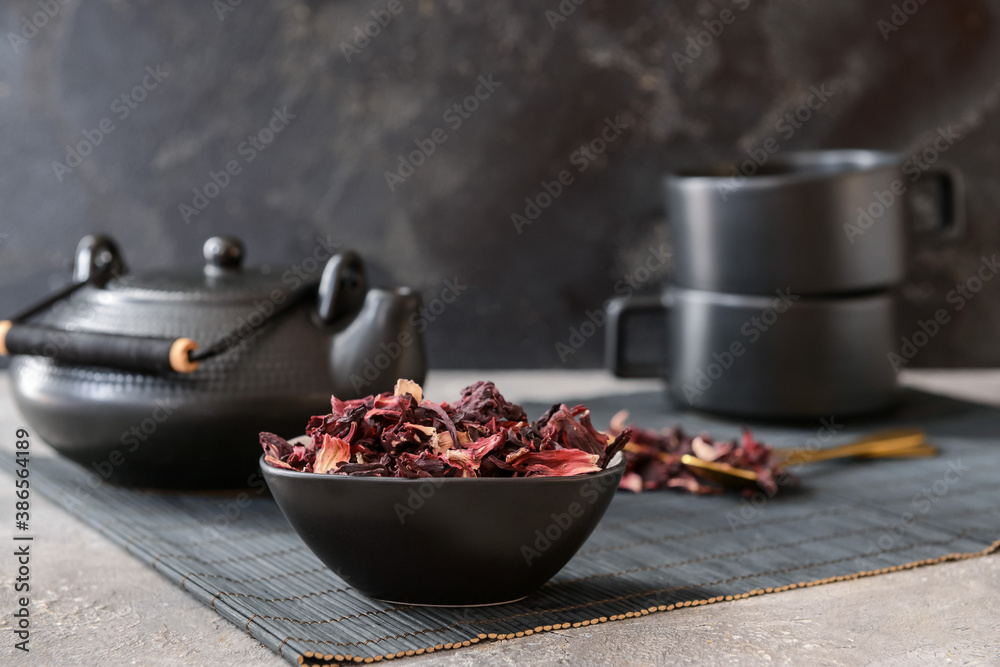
top-left (329, 287), bottom-right (427, 397)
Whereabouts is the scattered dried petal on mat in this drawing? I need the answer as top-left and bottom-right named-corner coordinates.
top-left (608, 410), bottom-right (783, 496)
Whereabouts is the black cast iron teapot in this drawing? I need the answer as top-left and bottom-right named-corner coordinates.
top-left (1, 235), bottom-right (427, 488)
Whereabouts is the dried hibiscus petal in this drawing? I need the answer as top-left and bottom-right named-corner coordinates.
top-left (314, 435), bottom-right (351, 474)
top-left (260, 432), bottom-right (293, 460)
top-left (478, 454), bottom-right (516, 477)
top-left (507, 449), bottom-right (601, 477)
top-left (337, 462), bottom-right (391, 477)
top-left (397, 451), bottom-right (460, 478)
top-left (394, 378), bottom-right (423, 403)
top-left (444, 449), bottom-right (477, 477)
top-left (464, 432), bottom-right (505, 462)
top-left (261, 380), bottom-right (630, 479)
top-left (619, 471), bottom-right (643, 493)
top-left (535, 404), bottom-right (607, 455)
top-left (419, 400), bottom-right (460, 450)
top-left (599, 428), bottom-right (631, 469)
top-left (608, 410), bottom-right (783, 496)
top-left (453, 381), bottom-right (527, 423)
top-left (264, 455), bottom-right (294, 470)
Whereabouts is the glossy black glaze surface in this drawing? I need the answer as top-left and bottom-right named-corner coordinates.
top-left (262, 456), bottom-right (625, 606)
top-left (9, 235), bottom-right (427, 489)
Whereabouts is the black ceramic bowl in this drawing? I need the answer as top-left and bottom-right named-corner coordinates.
top-left (261, 454), bottom-right (625, 606)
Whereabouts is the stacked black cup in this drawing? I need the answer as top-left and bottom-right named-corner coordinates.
top-left (608, 150), bottom-right (962, 418)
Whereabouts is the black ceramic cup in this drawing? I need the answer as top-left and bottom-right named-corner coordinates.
top-left (607, 287), bottom-right (897, 418)
top-left (605, 149), bottom-right (965, 418)
top-left (665, 150), bottom-right (963, 295)
top-left (262, 455), bottom-right (625, 606)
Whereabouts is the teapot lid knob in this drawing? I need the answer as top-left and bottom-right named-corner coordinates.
top-left (203, 236), bottom-right (244, 273)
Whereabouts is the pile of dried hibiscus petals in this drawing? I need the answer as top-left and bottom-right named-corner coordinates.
top-left (261, 379), bottom-right (631, 478)
top-left (608, 411), bottom-right (783, 496)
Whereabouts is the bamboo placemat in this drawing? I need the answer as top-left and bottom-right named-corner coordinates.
top-left (15, 389), bottom-right (1000, 665)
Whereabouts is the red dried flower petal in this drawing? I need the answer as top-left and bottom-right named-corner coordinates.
top-left (261, 380), bottom-right (631, 480)
top-left (609, 420), bottom-right (782, 496)
top-left (464, 432), bottom-right (506, 462)
top-left (396, 451), bottom-right (461, 478)
top-left (260, 432), bottom-right (294, 460)
top-left (314, 435), bottom-right (351, 474)
top-left (453, 381), bottom-right (527, 423)
top-left (444, 449), bottom-right (477, 477)
top-left (619, 471), bottom-right (643, 493)
top-left (264, 455), bottom-right (294, 470)
top-left (535, 404), bottom-right (607, 455)
top-left (507, 449), bottom-right (601, 477)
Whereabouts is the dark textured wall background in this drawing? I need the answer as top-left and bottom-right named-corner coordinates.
top-left (1, 0), bottom-right (999, 370)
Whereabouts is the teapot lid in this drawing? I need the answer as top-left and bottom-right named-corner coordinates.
top-left (92, 236), bottom-right (304, 303)
top-left (56, 234), bottom-right (368, 326)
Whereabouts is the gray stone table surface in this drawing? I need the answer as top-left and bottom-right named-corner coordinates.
top-left (0, 370), bottom-right (998, 666)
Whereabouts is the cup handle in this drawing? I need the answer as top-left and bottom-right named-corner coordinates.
top-left (923, 165), bottom-right (965, 239)
top-left (605, 292), bottom-right (669, 378)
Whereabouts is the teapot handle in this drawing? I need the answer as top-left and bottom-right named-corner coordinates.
top-left (317, 251), bottom-right (368, 324)
top-left (0, 323), bottom-right (199, 373)
top-left (2, 241), bottom-right (370, 375)
top-left (74, 234), bottom-right (127, 286)
top-left (4, 235), bottom-right (127, 326)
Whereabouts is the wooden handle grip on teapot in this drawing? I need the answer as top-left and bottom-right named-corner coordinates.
top-left (0, 321), bottom-right (199, 374)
